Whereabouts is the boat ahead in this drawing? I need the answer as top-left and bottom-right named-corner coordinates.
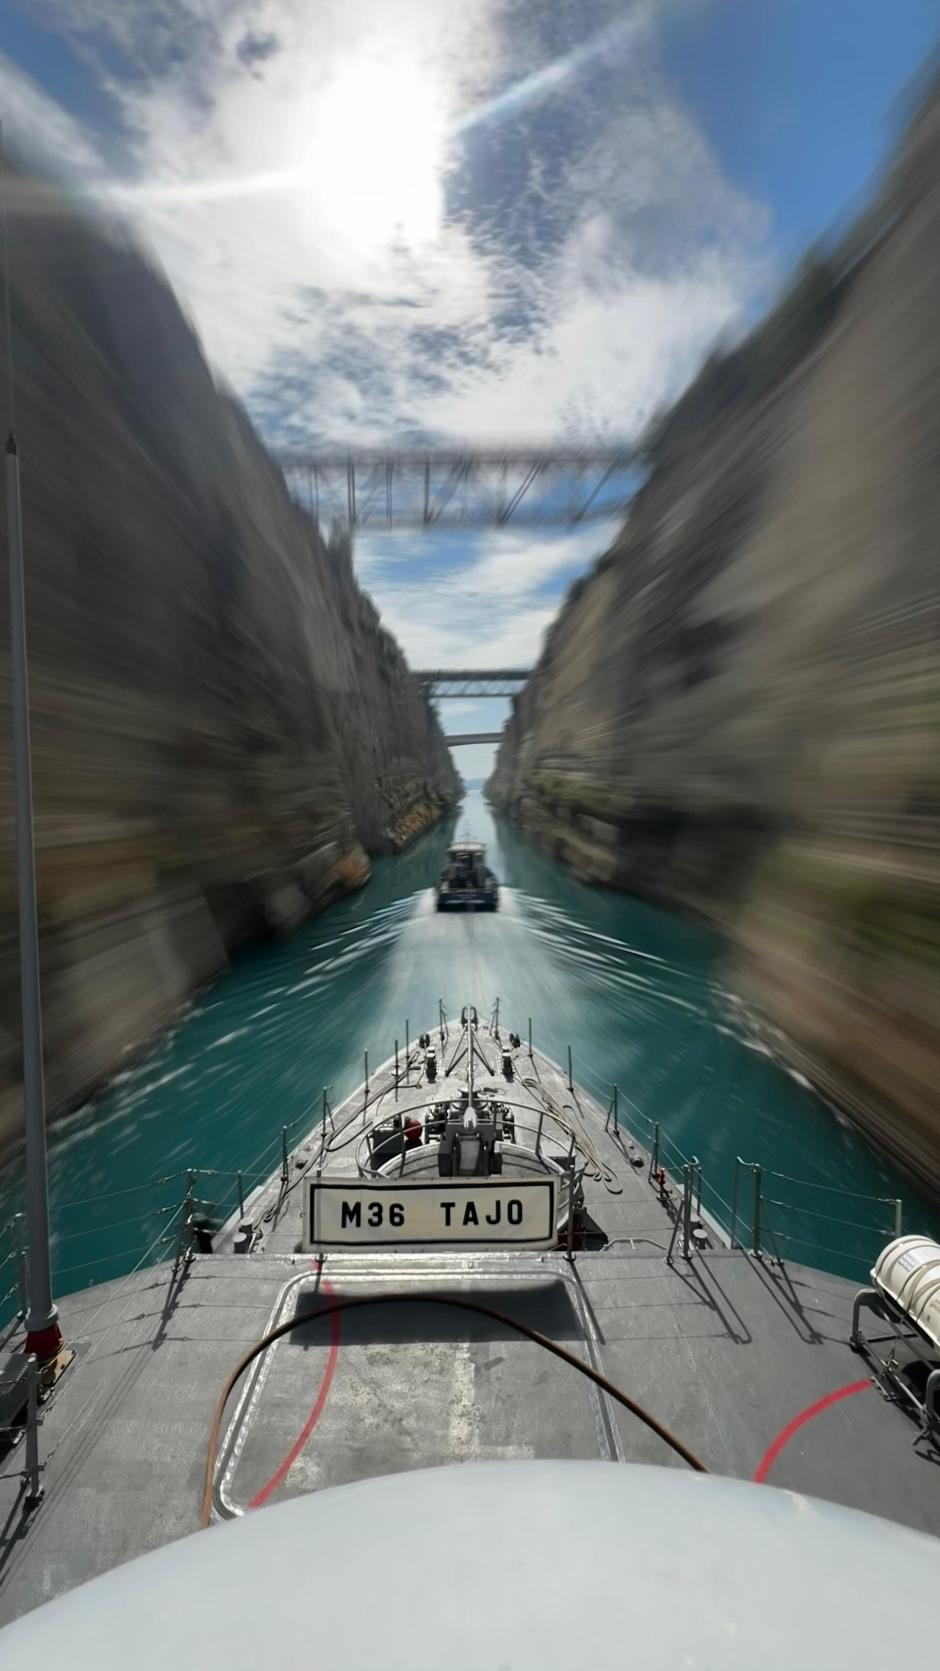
top-left (435, 840), bottom-right (499, 910)
top-left (2, 998), bottom-right (940, 1660)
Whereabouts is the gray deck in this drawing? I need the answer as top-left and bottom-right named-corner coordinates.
top-left (1, 1025), bottom-right (938, 1627)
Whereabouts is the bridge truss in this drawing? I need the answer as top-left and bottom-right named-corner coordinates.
top-left (415, 670), bottom-right (530, 699)
top-left (444, 732), bottom-right (503, 745)
top-left (277, 447), bottom-right (636, 531)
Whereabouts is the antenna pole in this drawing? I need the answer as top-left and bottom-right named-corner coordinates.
top-left (6, 436), bottom-right (61, 1358)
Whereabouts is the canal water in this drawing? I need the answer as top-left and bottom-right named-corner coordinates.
top-left (1, 790), bottom-right (936, 1317)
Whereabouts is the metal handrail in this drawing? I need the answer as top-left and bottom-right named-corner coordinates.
top-left (0, 999), bottom-right (922, 1336)
top-left (728, 1155), bottom-right (903, 1266)
top-left (353, 1097), bottom-right (585, 1179)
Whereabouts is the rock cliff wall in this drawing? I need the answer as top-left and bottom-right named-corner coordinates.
top-left (488, 79), bottom-right (940, 1189)
top-left (0, 162), bottom-right (458, 1148)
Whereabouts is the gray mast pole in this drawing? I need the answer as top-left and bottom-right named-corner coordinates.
top-left (6, 435), bottom-right (61, 1359)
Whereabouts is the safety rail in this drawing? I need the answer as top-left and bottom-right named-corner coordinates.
top-left (568, 1045), bottom-right (735, 1240)
top-left (352, 1097), bottom-right (582, 1182)
top-left (0, 1002), bottom-right (921, 1335)
top-left (567, 1044), bottom-right (907, 1278)
top-left (728, 1158), bottom-right (903, 1277)
top-left (0, 1090), bottom-right (336, 1335)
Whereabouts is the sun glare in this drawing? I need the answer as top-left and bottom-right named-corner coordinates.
top-left (304, 61), bottom-right (446, 248)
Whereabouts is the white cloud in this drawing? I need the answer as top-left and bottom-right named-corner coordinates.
top-left (7, 0), bottom-right (770, 447)
top-left (355, 520), bottom-right (619, 667)
top-left (1, 1), bottom-right (777, 763)
top-left (0, 53), bottom-right (106, 182)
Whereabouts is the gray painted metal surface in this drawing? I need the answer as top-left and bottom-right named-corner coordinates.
top-left (3, 1463), bottom-right (938, 1671)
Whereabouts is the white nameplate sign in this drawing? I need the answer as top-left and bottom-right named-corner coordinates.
top-left (305, 1177), bottom-right (556, 1249)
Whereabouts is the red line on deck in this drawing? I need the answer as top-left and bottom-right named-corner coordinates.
top-left (753, 1379), bottom-right (870, 1484)
top-left (250, 1276), bottom-right (341, 1508)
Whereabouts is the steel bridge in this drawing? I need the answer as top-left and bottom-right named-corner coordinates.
top-left (416, 669), bottom-right (530, 699)
top-left (444, 732), bottom-right (503, 746)
top-left (277, 446), bottom-right (636, 530)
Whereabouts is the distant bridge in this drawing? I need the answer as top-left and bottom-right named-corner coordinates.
top-left (416, 669), bottom-right (530, 699)
top-left (444, 732), bottom-right (502, 746)
top-left (277, 446), bottom-right (636, 531)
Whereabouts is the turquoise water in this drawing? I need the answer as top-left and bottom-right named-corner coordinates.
top-left (1, 790), bottom-right (936, 1315)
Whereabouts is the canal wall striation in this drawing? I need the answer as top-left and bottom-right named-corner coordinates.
top-left (0, 157), bottom-right (458, 1149)
top-left (487, 75), bottom-right (940, 1190)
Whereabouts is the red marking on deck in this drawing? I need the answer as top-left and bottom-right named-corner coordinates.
top-left (250, 1276), bottom-right (341, 1508)
top-left (753, 1379), bottom-right (871, 1484)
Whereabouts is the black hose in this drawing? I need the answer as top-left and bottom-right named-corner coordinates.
top-left (202, 1289), bottom-right (708, 1526)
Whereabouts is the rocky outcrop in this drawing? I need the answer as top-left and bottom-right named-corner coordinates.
top-left (488, 77), bottom-right (940, 1190)
top-left (0, 160), bottom-right (458, 1149)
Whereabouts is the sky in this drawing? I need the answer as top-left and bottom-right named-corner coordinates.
top-left (2, 0), bottom-right (936, 779)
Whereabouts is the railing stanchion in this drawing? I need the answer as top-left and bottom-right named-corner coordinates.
top-left (405, 1020), bottom-right (410, 1084)
top-left (567, 1045), bottom-right (573, 1091)
top-left (751, 1164), bottom-right (762, 1258)
top-left (13, 1212), bottom-right (28, 1317)
top-left (23, 1353), bottom-right (42, 1508)
top-left (236, 1172), bottom-right (244, 1219)
top-left (281, 1128), bottom-right (289, 1189)
top-left (730, 1160), bottom-right (739, 1250)
top-left (613, 1084), bottom-right (619, 1134)
top-left (494, 996), bottom-right (500, 1039)
top-left (894, 1198), bottom-right (903, 1239)
top-left (682, 1164), bottom-right (694, 1259)
top-left (527, 1016), bottom-right (532, 1058)
top-left (649, 1124), bottom-right (660, 1185)
top-left (176, 1170), bottom-right (196, 1265)
top-left (394, 1039), bottom-right (399, 1099)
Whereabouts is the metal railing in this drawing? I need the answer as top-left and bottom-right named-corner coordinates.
top-left (567, 1043), bottom-right (907, 1278)
top-left (728, 1158), bottom-right (903, 1276)
top-left (352, 1096), bottom-right (581, 1181)
top-left (0, 1007), bottom-right (919, 1331)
